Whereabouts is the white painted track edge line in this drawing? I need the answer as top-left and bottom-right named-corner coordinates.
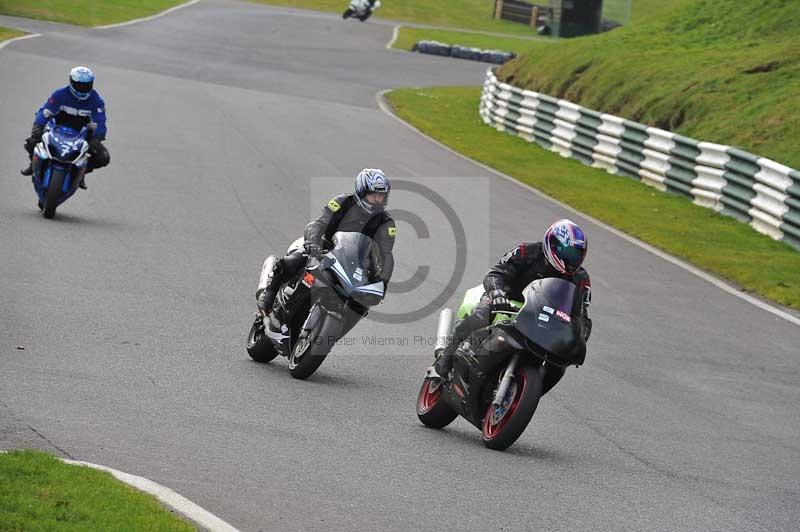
top-left (94, 0), bottom-right (200, 30)
top-left (0, 450), bottom-right (239, 531)
top-left (386, 25), bottom-right (400, 49)
top-left (0, 33), bottom-right (41, 51)
top-left (60, 458), bottom-right (241, 532)
top-left (375, 90), bottom-right (800, 327)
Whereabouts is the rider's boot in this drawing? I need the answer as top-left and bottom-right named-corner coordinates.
top-left (79, 167), bottom-right (91, 189)
top-left (257, 287), bottom-right (277, 314)
top-left (432, 344), bottom-right (457, 380)
top-left (256, 258), bottom-right (285, 314)
top-left (20, 163), bottom-right (33, 176)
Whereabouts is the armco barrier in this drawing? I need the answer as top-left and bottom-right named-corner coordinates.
top-left (479, 69), bottom-right (800, 250)
top-left (412, 41), bottom-right (515, 65)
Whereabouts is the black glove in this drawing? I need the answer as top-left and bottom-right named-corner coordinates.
top-left (304, 241), bottom-right (322, 259)
top-left (489, 289), bottom-right (512, 312)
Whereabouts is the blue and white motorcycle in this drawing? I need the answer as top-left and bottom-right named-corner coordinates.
top-left (31, 118), bottom-right (90, 219)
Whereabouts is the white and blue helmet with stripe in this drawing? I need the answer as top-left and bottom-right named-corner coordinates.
top-left (354, 168), bottom-right (390, 214)
top-left (69, 66), bottom-right (95, 100)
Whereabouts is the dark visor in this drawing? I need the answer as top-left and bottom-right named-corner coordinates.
top-left (558, 244), bottom-right (585, 271)
top-left (71, 80), bottom-right (93, 94)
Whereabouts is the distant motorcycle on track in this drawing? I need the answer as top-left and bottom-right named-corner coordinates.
top-left (30, 118), bottom-right (90, 219)
top-left (342, 0), bottom-right (381, 21)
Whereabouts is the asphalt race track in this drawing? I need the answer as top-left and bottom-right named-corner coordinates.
top-left (1, 1), bottom-right (799, 530)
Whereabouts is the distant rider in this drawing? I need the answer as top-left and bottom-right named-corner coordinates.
top-left (432, 219), bottom-right (592, 395)
top-left (21, 66), bottom-right (110, 190)
top-left (257, 168), bottom-right (396, 319)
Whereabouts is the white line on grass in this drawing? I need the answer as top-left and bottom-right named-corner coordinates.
top-left (94, 0), bottom-right (201, 30)
top-left (375, 90), bottom-right (800, 327)
top-left (62, 458), bottom-right (241, 532)
top-left (0, 33), bottom-right (41, 52)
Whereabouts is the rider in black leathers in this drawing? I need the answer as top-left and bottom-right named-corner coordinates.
top-left (258, 169), bottom-right (396, 318)
top-left (433, 219), bottom-right (592, 396)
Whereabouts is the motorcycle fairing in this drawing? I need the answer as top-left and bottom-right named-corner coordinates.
top-left (31, 119), bottom-right (89, 206)
top-left (513, 278), bottom-right (586, 366)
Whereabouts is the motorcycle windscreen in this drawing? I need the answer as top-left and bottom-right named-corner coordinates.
top-left (514, 278), bottom-right (586, 366)
top-left (49, 126), bottom-right (85, 162)
top-left (326, 231), bottom-right (383, 294)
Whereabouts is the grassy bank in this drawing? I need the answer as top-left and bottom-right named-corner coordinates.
top-left (392, 27), bottom-right (548, 54)
top-left (385, 87), bottom-right (800, 309)
top-left (249, 0), bottom-right (540, 36)
top-left (0, 26), bottom-right (25, 41)
top-left (0, 0), bottom-right (187, 27)
top-left (498, 0), bottom-right (800, 168)
top-left (0, 450), bottom-right (195, 531)
top-left (388, 0), bottom-right (687, 53)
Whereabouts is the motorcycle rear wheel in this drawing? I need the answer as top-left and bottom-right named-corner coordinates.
top-left (416, 377), bottom-right (458, 428)
top-left (246, 317), bottom-right (279, 363)
top-left (481, 364), bottom-right (543, 451)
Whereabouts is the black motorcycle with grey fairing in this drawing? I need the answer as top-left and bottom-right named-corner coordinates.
top-left (247, 231), bottom-right (386, 379)
top-left (416, 278), bottom-right (588, 450)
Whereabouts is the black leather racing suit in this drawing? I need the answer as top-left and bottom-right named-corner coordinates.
top-left (304, 193), bottom-right (395, 284)
top-left (444, 242), bottom-right (592, 395)
top-left (264, 193), bottom-right (396, 312)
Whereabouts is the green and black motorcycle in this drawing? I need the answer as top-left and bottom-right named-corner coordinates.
top-left (416, 277), bottom-right (588, 451)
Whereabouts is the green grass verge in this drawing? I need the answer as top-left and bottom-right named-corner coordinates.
top-left (0, 26), bottom-right (25, 41)
top-left (0, 0), bottom-right (187, 27)
top-left (392, 26), bottom-right (550, 54)
top-left (248, 0), bottom-right (541, 36)
top-left (385, 87), bottom-right (800, 309)
top-left (388, 0), bottom-right (687, 54)
top-left (498, 0), bottom-right (800, 169)
top-left (0, 450), bottom-right (195, 531)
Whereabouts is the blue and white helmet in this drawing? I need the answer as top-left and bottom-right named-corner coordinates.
top-left (69, 66), bottom-right (95, 100)
top-left (354, 168), bottom-right (390, 214)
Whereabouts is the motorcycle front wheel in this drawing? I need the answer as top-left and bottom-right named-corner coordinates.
top-left (43, 166), bottom-right (65, 219)
top-left (288, 311), bottom-right (341, 380)
top-left (416, 376), bottom-right (458, 428)
top-left (481, 363), bottom-right (543, 451)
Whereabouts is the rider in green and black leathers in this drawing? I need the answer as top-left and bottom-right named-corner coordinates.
top-left (434, 219), bottom-right (592, 396)
top-left (258, 169), bottom-right (396, 318)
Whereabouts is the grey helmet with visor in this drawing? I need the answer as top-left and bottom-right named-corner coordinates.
top-left (354, 168), bottom-right (390, 214)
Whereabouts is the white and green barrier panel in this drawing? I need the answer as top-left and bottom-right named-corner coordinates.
top-left (479, 69), bottom-right (800, 250)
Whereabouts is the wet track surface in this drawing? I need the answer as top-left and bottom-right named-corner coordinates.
top-left (1, 1), bottom-right (799, 530)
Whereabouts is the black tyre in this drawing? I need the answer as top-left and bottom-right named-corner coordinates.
top-left (342, 8), bottom-right (353, 18)
top-left (288, 313), bottom-right (341, 380)
top-left (43, 167), bottom-right (65, 219)
top-left (357, 13), bottom-right (371, 21)
top-left (246, 316), bottom-right (279, 363)
top-left (416, 377), bottom-right (458, 428)
top-left (481, 363), bottom-right (543, 451)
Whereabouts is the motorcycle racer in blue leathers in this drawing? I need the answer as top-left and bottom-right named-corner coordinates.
top-left (21, 66), bottom-right (110, 190)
